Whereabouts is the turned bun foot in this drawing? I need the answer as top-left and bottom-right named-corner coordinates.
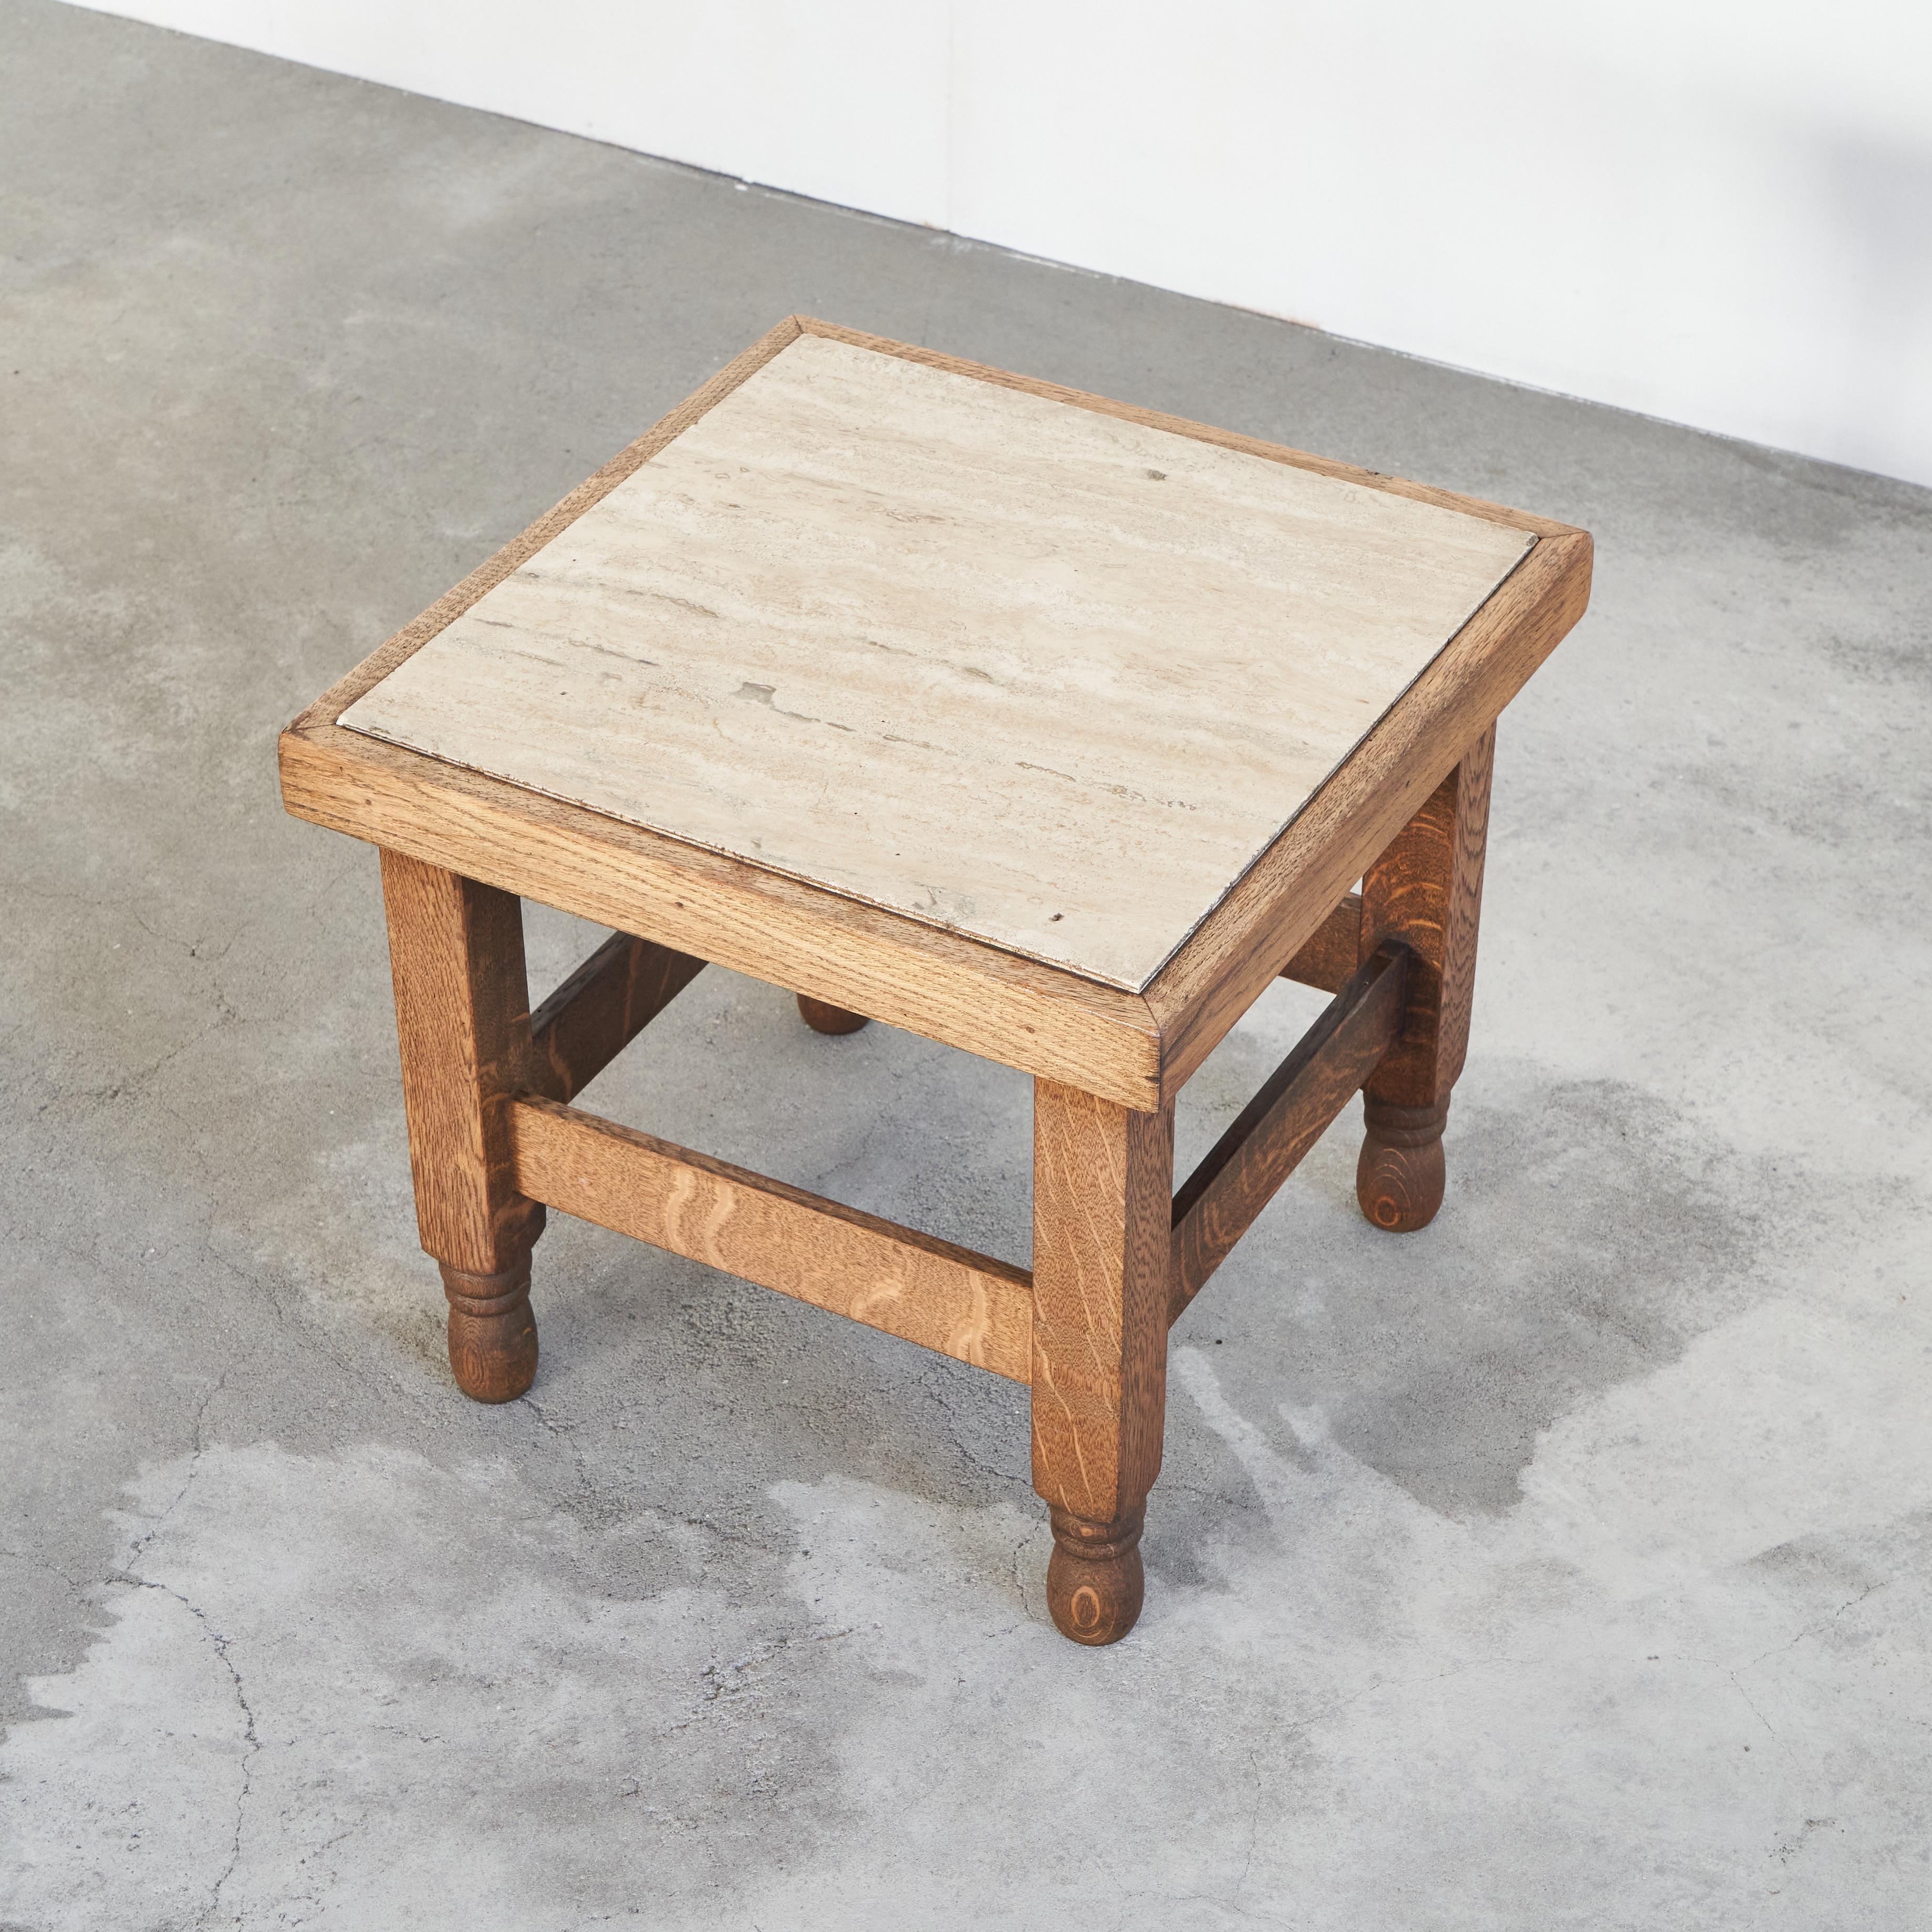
top-left (440, 1259), bottom-right (538, 1403)
top-left (1357, 1099), bottom-right (1448, 1232)
top-left (1046, 1502), bottom-right (1146, 1646)
top-left (797, 993), bottom-right (869, 1035)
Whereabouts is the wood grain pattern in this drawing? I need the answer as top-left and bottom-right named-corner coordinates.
top-left (1363, 724), bottom-right (1494, 1109)
top-left (1171, 945), bottom-right (1408, 1317)
top-left (1045, 1500), bottom-right (1147, 1649)
top-left (1031, 1081), bottom-right (1175, 1646)
top-left (511, 1095), bottom-right (1034, 1382)
top-left (1030, 1083), bottom-right (1174, 1521)
top-left (285, 318), bottom-right (1587, 1116)
top-left (1354, 726), bottom-right (1494, 1233)
top-left (526, 930), bottom-right (706, 1104)
top-left (282, 721), bottom-right (1164, 1107)
top-left (380, 852), bottom-right (542, 1274)
top-left (1145, 530), bottom-right (1588, 1099)
top-left (279, 320), bottom-right (1592, 1647)
top-left (1356, 1100), bottom-right (1450, 1234)
top-left (439, 1259), bottom-right (539, 1407)
top-left (1280, 892), bottom-right (1363, 994)
top-left (339, 332), bottom-right (1532, 992)
top-left (380, 851), bottom-right (545, 1403)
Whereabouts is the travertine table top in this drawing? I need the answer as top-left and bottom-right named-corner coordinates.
top-left (340, 334), bottom-right (1533, 990)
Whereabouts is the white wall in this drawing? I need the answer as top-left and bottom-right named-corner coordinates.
top-left (79, 1), bottom-right (1932, 485)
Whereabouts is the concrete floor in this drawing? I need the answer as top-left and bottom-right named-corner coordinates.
top-left (4, 3), bottom-right (1930, 1926)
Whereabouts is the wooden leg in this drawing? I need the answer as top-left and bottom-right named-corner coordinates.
top-left (439, 1258), bottom-right (538, 1404)
top-left (380, 850), bottom-right (545, 1403)
top-left (1031, 1081), bottom-right (1175, 1646)
top-left (1357, 724), bottom-right (1493, 1232)
top-left (797, 992), bottom-right (869, 1034)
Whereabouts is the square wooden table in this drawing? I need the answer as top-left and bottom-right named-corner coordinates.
top-left (280, 317), bottom-right (1592, 1645)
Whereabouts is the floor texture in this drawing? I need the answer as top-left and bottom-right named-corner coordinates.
top-left (4, 4), bottom-right (1930, 1927)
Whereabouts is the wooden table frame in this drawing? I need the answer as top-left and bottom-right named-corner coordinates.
top-left (281, 317), bottom-right (1591, 1646)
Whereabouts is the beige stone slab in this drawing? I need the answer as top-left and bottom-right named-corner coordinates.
top-left (339, 334), bottom-right (1533, 990)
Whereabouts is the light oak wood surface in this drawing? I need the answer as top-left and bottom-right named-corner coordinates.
top-left (1141, 528), bottom-right (1587, 1094)
top-left (279, 319), bottom-right (1594, 1646)
top-left (380, 852), bottom-right (542, 1277)
top-left (284, 318), bottom-right (1589, 1104)
top-left (1353, 725), bottom-right (1496, 1232)
top-left (511, 1095), bottom-right (1034, 1382)
top-left (1282, 891), bottom-right (1364, 994)
top-left (1030, 1080), bottom-right (1175, 1644)
top-left (380, 853), bottom-right (546, 1402)
top-left (525, 930), bottom-right (707, 1104)
top-left (1030, 1083), bottom-right (1174, 1522)
top-left (339, 331), bottom-right (1532, 991)
top-left (279, 719), bottom-right (1166, 1108)
top-left (1170, 943), bottom-right (1407, 1317)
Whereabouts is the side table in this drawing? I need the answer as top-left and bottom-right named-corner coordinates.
top-left (280, 317), bottom-right (1591, 1644)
